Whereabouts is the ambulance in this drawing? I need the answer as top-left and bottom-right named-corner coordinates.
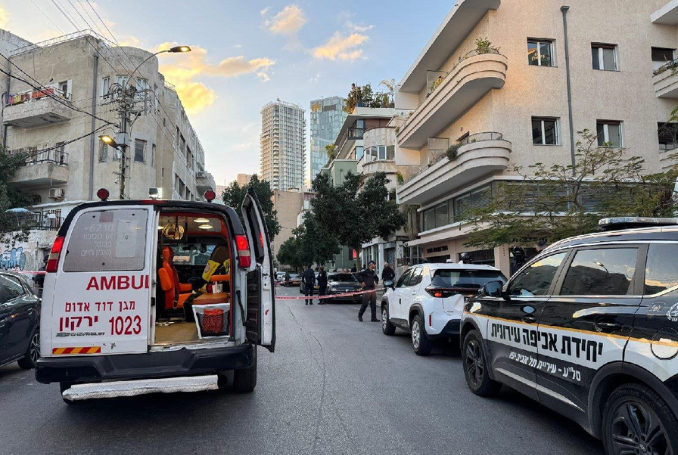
top-left (35, 189), bottom-right (275, 403)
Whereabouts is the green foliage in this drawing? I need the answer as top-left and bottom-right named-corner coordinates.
top-left (221, 174), bottom-right (280, 239)
top-left (446, 143), bottom-right (461, 161)
top-left (344, 82), bottom-right (394, 114)
top-left (474, 37), bottom-right (497, 54)
top-left (0, 149), bottom-right (40, 246)
top-left (311, 171), bottom-right (405, 264)
top-left (462, 130), bottom-right (678, 249)
top-left (276, 212), bottom-right (340, 270)
top-left (325, 144), bottom-right (337, 163)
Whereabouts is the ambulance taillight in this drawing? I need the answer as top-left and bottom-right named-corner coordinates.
top-left (46, 236), bottom-right (65, 273)
top-left (235, 235), bottom-right (251, 268)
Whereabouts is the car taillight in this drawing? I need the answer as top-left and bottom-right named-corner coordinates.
top-left (46, 236), bottom-right (65, 273)
top-left (425, 287), bottom-right (457, 298)
top-left (236, 235), bottom-right (251, 268)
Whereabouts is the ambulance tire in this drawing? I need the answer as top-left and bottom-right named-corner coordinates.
top-left (233, 347), bottom-right (257, 393)
top-left (602, 383), bottom-right (678, 455)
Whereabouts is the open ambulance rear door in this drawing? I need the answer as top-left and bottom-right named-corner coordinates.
top-left (41, 205), bottom-right (156, 357)
top-left (241, 190), bottom-right (276, 352)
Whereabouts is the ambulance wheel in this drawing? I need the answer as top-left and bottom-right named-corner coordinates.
top-left (233, 347), bottom-right (257, 393)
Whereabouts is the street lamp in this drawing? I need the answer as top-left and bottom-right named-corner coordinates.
top-left (127, 45), bottom-right (192, 88)
top-left (99, 134), bottom-right (120, 149)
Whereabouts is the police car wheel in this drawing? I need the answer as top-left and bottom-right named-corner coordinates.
top-left (382, 305), bottom-right (396, 336)
top-left (603, 383), bottom-right (678, 455)
top-left (462, 330), bottom-right (501, 397)
top-left (411, 314), bottom-right (432, 356)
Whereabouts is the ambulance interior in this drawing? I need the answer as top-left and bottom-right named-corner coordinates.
top-left (153, 212), bottom-right (233, 346)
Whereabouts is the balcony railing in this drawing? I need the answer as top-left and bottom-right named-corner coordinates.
top-left (6, 211), bottom-right (64, 231)
top-left (398, 51), bottom-right (508, 149)
top-left (653, 58), bottom-right (678, 98)
top-left (19, 149), bottom-right (69, 166)
top-left (398, 132), bottom-right (511, 205)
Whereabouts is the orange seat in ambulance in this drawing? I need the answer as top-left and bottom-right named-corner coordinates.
top-left (159, 246), bottom-right (192, 310)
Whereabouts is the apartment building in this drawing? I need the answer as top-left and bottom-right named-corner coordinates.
top-left (0, 30), bottom-right (213, 270)
top-left (236, 173), bottom-right (253, 187)
top-left (271, 189), bottom-right (314, 268)
top-left (394, 0), bottom-right (678, 276)
top-left (260, 99), bottom-right (306, 191)
top-left (309, 96), bottom-right (346, 181)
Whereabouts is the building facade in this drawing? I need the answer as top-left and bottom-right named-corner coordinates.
top-left (236, 173), bottom-right (253, 187)
top-left (271, 189), bottom-right (314, 269)
top-left (260, 99), bottom-right (306, 191)
top-left (394, 0), bottom-right (678, 276)
top-left (0, 30), bottom-right (214, 270)
top-left (309, 96), bottom-right (346, 181)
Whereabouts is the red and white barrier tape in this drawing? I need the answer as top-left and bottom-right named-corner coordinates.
top-left (16, 270), bottom-right (45, 275)
top-left (275, 289), bottom-right (379, 301)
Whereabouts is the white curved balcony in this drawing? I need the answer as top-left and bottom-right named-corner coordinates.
top-left (397, 52), bottom-right (508, 149)
top-left (398, 133), bottom-right (511, 205)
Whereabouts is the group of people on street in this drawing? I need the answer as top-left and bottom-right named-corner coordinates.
top-left (298, 261), bottom-right (397, 323)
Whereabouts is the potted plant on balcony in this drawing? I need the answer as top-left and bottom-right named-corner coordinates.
top-left (446, 143), bottom-right (462, 161)
top-left (474, 37), bottom-right (498, 55)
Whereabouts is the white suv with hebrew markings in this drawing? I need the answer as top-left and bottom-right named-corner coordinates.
top-left (461, 218), bottom-right (678, 455)
top-left (381, 263), bottom-right (505, 355)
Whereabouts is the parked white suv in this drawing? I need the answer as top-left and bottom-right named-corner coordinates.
top-left (381, 263), bottom-right (505, 355)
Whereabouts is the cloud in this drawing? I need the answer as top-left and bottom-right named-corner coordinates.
top-left (158, 42), bottom-right (275, 114)
top-left (260, 7), bottom-right (270, 16)
top-left (0, 6), bottom-right (8, 28)
top-left (310, 73), bottom-right (321, 83)
top-left (234, 44), bottom-right (242, 48)
top-left (265, 5), bottom-right (306, 36)
top-left (346, 22), bottom-right (373, 33)
top-left (312, 32), bottom-right (369, 61)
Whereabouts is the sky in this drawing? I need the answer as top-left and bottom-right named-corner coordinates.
top-left (0, 0), bottom-right (451, 186)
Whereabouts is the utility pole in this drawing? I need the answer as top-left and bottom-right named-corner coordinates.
top-left (104, 81), bottom-right (151, 199)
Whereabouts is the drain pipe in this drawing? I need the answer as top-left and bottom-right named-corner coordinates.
top-left (88, 51), bottom-right (99, 200)
top-left (561, 6), bottom-right (576, 174)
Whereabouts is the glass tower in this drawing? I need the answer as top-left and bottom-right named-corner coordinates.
top-left (309, 96), bottom-right (346, 181)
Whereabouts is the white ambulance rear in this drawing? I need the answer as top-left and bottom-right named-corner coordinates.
top-left (35, 190), bottom-right (275, 403)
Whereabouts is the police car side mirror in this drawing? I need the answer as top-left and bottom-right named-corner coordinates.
top-left (481, 280), bottom-right (505, 298)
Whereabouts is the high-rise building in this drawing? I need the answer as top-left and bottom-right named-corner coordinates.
top-left (236, 173), bottom-right (253, 187)
top-left (260, 99), bottom-right (306, 191)
top-left (309, 96), bottom-right (346, 181)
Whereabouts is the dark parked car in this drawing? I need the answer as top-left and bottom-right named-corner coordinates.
top-left (325, 273), bottom-right (363, 303)
top-left (0, 271), bottom-right (40, 369)
top-left (283, 273), bottom-right (301, 287)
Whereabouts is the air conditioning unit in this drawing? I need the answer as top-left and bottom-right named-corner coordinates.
top-left (49, 188), bottom-right (65, 199)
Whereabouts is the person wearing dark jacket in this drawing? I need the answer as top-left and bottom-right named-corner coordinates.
top-left (317, 266), bottom-right (328, 305)
top-left (357, 261), bottom-right (379, 322)
top-left (302, 265), bottom-right (316, 305)
top-left (381, 262), bottom-right (395, 285)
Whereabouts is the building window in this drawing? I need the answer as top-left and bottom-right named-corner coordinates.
top-left (102, 77), bottom-right (110, 99)
top-left (532, 117), bottom-right (559, 145)
top-left (527, 39), bottom-right (554, 67)
top-left (658, 122), bottom-right (678, 151)
top-left (116, 75), bottom-right (129, 87)
top-left (596, 121), bottom-right (623, 147)
top-left (99, 142), bottom-right (108, 162)
top-left (56, 142), bottom-right (66, 164)
top-left (134, 139), bottom-right (146, 163)
top-left (454, 185), bottom-right (492, 219)
top-left (592, 44), bottom-right (617, 71)
top-left (652, 47), bottom-right (675, 70)
top-left (151, 144), bottom-right (156, 167)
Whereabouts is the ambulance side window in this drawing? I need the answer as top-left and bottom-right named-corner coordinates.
top-left (63, 209), bottom-right (148, 272)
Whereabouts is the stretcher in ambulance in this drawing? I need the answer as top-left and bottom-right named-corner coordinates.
top-left (34, 189), bottom-right (275, 403)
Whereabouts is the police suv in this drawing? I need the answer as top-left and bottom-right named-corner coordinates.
top-left (35, 189), bottom-right (275, 403)
top-left (461, 218), bottom-right (678, 455)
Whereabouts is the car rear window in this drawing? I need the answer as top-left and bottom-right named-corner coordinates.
top-left (329, 274), bottom-right (357, 282)
top-left (431, 269), bottom-right (505, 289)
top-left (63, 209), bottom-right (148, 272)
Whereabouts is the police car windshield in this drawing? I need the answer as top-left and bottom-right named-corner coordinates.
top-left (432, 269), bottom-right (504, 289)
top-left (329, 274), bottom-right (357, 282)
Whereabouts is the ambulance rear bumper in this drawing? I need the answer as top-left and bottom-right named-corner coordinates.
top-left (35, 343), bottom-right (255, 384)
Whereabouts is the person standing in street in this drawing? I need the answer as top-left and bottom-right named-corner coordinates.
top-left (381, 262), bottom-right (395, 288)
top-left (357, 261), bottom-right (379, 322)
top-left (317, 266), bottom-right (328, 305)
top-left (302, 264), bottom-right (316, 305)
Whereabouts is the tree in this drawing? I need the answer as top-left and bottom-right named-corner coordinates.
top-left (0, 149), bottom-right (40, 247)
top-left (311, 172), bottom-right (405, 267)
top-left (221, 174), bottom-right (280, 239)
top-left (461, 130), bottom-right (678, 249)
top-left (276, 212), bottom-right (340, 270)
top-left (344, 82), bottom-right (394, 114)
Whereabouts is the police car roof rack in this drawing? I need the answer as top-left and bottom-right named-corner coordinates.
top-left (598, 217), bottom-right (678, 231)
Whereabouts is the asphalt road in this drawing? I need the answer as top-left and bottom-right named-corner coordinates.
top-left (0, 286), bottom-right (603, 455)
